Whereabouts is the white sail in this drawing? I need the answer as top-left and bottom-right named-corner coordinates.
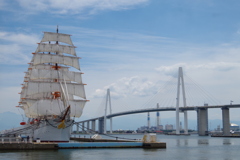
top-left (24, 64), bottom-right (70, 81)
top-left (25, 99), bottom-right (85, 118)
top-left (21, 91), bottom-right (51, 100)
top-left (24, 81), bottom-right (86, 99)
top-left (29, 64), bottom-right (69, 71)
top-left (36, 43), bottom-right (76, 56)
top-left (41, 32), bottom-right (73, 45)
top-left (68, 100), bottom-right (86, 117)
top-left (29, 69), bottom-right (82, 83)
top-left (32, 53), bottom-right (80, 70)
top-left (27, 99), bottom-right (65, 117)
top-left (21, 104), bottom-right (32, 118)
top-left (24, 73), bottom-right (30, 82)
top-left (21, 92), bottom-right (75, 101)
top-left (18, 30), bottom-right (87, 121)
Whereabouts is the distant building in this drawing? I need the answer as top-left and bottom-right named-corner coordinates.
top-left (137, 126), bottom-right (149, 131)
top-left (165, 124), bottom-right (173, 130)
top-left (137, 124), bottom-right (174, 133)
top-left (157, 125), bottom-right (164, 130)
top-left (230, 123), bottom-right (239, 131)
top-left (216, 125), bottom-right (221, 131)
top-left (137, 125), bottom-right (162, 133)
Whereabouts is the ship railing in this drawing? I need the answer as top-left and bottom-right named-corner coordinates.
top-left (0, 136), bottom-right (33, 144)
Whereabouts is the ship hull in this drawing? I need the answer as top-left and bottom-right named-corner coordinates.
top-left (33, 119), bottom-right (73, 142)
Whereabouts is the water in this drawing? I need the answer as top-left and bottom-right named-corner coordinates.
top-left (0, 134), bottom-right (240, 160)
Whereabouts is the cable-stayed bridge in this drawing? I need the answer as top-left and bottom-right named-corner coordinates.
top-left (77, 104), bottom-right (240, 121)
top-left (74, 67), bottom-right (240, 136)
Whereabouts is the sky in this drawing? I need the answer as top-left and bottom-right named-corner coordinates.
top-left (0, 0), bottom-right (240, 130)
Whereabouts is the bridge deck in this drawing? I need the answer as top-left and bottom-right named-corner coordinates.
top-left (77, 104), bottom-right (240, 123)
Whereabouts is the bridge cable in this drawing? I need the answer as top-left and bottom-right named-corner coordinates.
top-left (184, 74), bottom-right (222, 105)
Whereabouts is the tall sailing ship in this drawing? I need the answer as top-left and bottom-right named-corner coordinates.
top-left (13, 28), bottom-right (87, 142)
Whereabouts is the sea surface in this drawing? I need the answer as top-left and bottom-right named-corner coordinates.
top-left (0, 134), bottom-right (240, 160)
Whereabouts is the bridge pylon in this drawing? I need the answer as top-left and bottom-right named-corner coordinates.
top-left (104, 88), bottom-right (112, 134)
top-left (176, 67), bottom-right (188, 134)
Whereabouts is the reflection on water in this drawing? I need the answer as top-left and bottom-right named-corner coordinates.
top-left (176, 139), bottom-right (180, 146)
top-left (184, 139), bottom-right (188, 146)
top-left (175, 138), bottom-right (188, 146)
top-left (198, 139), bottom-right (209, 145)
top-left (1, 135), bottom-right (240, 160)
top-left (223, 139), bottom-right (231, 145)
top-left (143, 148), bottom-right (162, 152)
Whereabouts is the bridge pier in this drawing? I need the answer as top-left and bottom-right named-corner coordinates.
top-left (184, 111), bottom-right (188, 134)
top-left (91, 120), bottom-right (96, 132)
top-left (110, 118), bottom-right (112, 134)
top-left (71, 123), bottom-right (73, 134)
top-left (222, 107), bottom-right (230, 136)
top-left (98, 118), bottom-right (104, 134)
top-left (197, 108), bottom-right (208, 136)
top-left (82, 122), bottom-right (85, 133)
top-left (148, 112), bottom-right (150, 129)
top-left (76, 123), bottom-right (80, 133)
top-left (87, 121), bottom-right (90, 133)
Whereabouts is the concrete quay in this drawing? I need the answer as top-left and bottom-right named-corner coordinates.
top-left (0, 139), bottom-right (166, 150)
top-left (211, 135), bottom-right (240, 138)
top-left (70, 137), bottom-right (166, 148)
top-left (58, 142), bottom-right (166, 149)
top-left (0, 142), bottom-right (57, 150)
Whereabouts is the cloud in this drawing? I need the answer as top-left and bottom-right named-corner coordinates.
top-left (194, 62), bottom-right (240, 71)
top-left (16, 0), bottom-right (149, 15)
top-left (155, 62), bottom-right (240, 77)
top-left (0, 44), bottom-right (30, 64)
top-left (93, 76), bottom-right (157, 98)
top-left (0, 31), bottom-right (39, 64)
top-left (0, 31), bottom-right (39, 45)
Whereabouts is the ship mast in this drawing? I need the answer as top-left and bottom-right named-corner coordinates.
top-left (56, 26), bottom-right (69, 108)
